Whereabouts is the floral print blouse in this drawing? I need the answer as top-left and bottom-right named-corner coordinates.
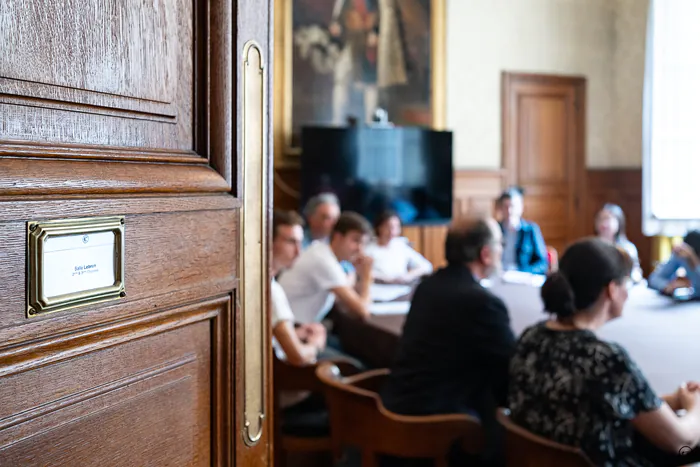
top-left (508, 321), bottom-right (663, 467)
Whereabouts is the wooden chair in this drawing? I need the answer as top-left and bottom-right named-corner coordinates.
top-left (316, 362), bottom-right (484, 467)
top-left (273, 354), bottom-right (360, 467)
top-left (496, 408), bottom-right (594, 467)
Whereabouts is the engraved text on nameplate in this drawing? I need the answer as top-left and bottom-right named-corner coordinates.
top-left (43, 231), bottom-right (117, 298)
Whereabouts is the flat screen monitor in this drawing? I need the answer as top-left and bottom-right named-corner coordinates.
top-left (300, 126), bottom-right (453, 225)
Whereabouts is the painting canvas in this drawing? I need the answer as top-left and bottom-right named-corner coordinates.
top-left (288, 0), bottom-right (437, 149)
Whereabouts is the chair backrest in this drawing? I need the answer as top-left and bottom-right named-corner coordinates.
top-left (273, 353), bottom-right (361, 393)
top-left (316, 362), bottom-right (484, 462)
top-left (496, 408), bottom-right (593, 467)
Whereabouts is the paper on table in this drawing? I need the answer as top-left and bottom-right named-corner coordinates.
top-left (369, 301), bottom-right (411, 315)
top-left (370, 284), bottom-right (412, 302)
top-left (501, 270), bottom-right (546, 287)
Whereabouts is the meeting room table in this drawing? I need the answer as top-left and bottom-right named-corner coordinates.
top-left (331, 278), bottom-right (700, 396)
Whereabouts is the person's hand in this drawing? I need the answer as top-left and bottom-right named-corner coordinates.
top-left (329, 22), bottom-right (342, 37)
top-left (354, 255), bottom-right (374, 278)
top-left (366, 31), bottom-right (378, 47)
top-left (685, 381), bottom-right (700, 392)
top-left (663, 277), bottom-right (692, 295)
top-left (678, 384), bottom-right (700, 412)
top-left (674, 243), bottom-right (700, 269)
top-left (297, 323), bottom-right (326, 351)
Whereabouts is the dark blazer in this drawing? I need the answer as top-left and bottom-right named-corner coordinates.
top-left (506, 219), bottom-right (549, 275)
top-left (380, 265), bottom-right (517, 417)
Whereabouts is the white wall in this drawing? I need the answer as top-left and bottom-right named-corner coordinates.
top-left (446, 0), bottom-right (648, 169)
top-left (612, 0), bottom-right (649, 167)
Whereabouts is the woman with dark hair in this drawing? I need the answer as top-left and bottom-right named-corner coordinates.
top-left (365, 210), bottom-right (432, 284)
top-left (508, 238), bottom-right (700, 466)
top-left (595, 203), bottom-right (642, 281)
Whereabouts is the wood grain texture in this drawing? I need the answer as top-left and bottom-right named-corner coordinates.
top-left (453, 170), bottom-right (506, 218)
top-left (0, 0), bottom-right (194, 151)
top-left (0, 194), bottom-right (239, 222)
top-left (0, 209), bottom-right (237, 339)
top-left (0, 0), bottom-right (254, 465)
top-left (0, 309), bottom-right (216, 466)
top-left (0, 141), bottom-right (205, 164)
top-left (0, 158), bottom-right (229, 195)
top-left (586, 169), bottom-right (650, 275)
top-left (502, 73), bottom-right (587, 254)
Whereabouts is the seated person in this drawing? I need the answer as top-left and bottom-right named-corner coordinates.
top-left (301, 192), bottom-right (354, 275)
top-left (271, 210), bottom-right (328, 418)
top-left (271, 210), bottom-right (326, 367)
top-left (594, 203), bottom-right (643, 282)
top-left (495, 186), bottom-right (548, 275)
top-left (380, 216), bottom-right (516, 467)
top-left (301, 193), bottom-right (340, 248)
top-left (508, 238), bottom-right (700, 466)
top-left (648, 230), bottom-right (700, 297)
top-left (279, 212), bottom-right (374, 324)
top-left (365, 210), bottom-right (433, 284)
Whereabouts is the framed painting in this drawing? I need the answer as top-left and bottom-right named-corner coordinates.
top-left (273, 0), bottom-right (446, 164)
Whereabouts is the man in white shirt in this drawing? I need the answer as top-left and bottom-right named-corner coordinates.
top-left (279, 212), bottom-right (374, 324)
top-left (271, 210), bottom-right (326, 366)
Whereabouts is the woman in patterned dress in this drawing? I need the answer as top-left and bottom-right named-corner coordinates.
top-left (508, 238), bottom-right (700, 466)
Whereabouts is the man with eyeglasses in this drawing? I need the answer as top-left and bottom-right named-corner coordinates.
top-left (271, 210), bottom-right (327, 373)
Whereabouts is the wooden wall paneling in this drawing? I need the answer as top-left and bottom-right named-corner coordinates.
top-left (422, 225), bottom-right (449, 269)
top-left (453, 170), bottom-right (506, 218)
top-left (402, 226), bottom-right (423, 252)
top-left (273, 165), bottom-right (302, 211)
top-left (586, 169), bottom-right (650, 276)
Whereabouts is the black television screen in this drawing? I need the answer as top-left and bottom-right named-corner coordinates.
top-left (300, 126), bottom-right (453, 225)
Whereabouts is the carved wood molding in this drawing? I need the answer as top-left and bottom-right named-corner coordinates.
top-left (0, 158), bottom-right (230, 196)
top-left (0, 297), bottom-right (228, 378)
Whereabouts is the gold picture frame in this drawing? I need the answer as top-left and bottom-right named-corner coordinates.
top-left (273, 0), bottom-right (446, 166)
top-left (26, 216), bottom-right (126, 318)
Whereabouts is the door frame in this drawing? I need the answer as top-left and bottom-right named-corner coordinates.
top-left (501, 71), bottom-right (587, 240)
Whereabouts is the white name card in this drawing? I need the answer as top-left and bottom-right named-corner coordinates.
top-left (43, 231), bottom-right (117, 298)
top-left (27, 216), bottom-right (125, 317)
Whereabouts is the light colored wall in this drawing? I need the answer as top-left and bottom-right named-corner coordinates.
top-left (446, 0), bottom-right (648, 169)
top-left (612, 0), bottom-right (649, 167)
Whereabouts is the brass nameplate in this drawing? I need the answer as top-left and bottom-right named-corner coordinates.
top-left (27, 216), bottom-right (126, 318)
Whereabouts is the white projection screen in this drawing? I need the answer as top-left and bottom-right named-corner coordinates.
top-left (643, 0), bottom-right (700, 236)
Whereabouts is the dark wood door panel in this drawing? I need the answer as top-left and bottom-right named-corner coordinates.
top-left (0, 0), bottom-right (195, 153)
top-left (0, 208), bottom-right (237, 346)
top-left (0, 302), bottom-right (222, 466)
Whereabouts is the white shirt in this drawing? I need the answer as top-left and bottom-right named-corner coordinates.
top-left (270, 278), bottom-right (295, 361)
top-left (271, 279), bottom-right (295, 328)
top-left (271, 278), bottom-right (311, 408)
top-left (278, 241), bottom-right (348, 323)
top-left (365, 237), bottom-right (433, 281)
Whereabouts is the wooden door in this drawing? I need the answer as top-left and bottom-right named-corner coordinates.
top-left (0, 1), bottom-right (272, 466)
top-left (502, 73), bottom-right (586, 255)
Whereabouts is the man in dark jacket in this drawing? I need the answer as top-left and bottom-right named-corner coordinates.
top-left (495, 187), bottom-right (548, 275)
top-left (380, 217), bottom-right (516, 467)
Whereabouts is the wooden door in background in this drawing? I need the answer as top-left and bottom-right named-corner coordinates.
top-left (502, 73), bottom-right (586, 255)
top-left (0, 1), bottom-right (272, 466)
